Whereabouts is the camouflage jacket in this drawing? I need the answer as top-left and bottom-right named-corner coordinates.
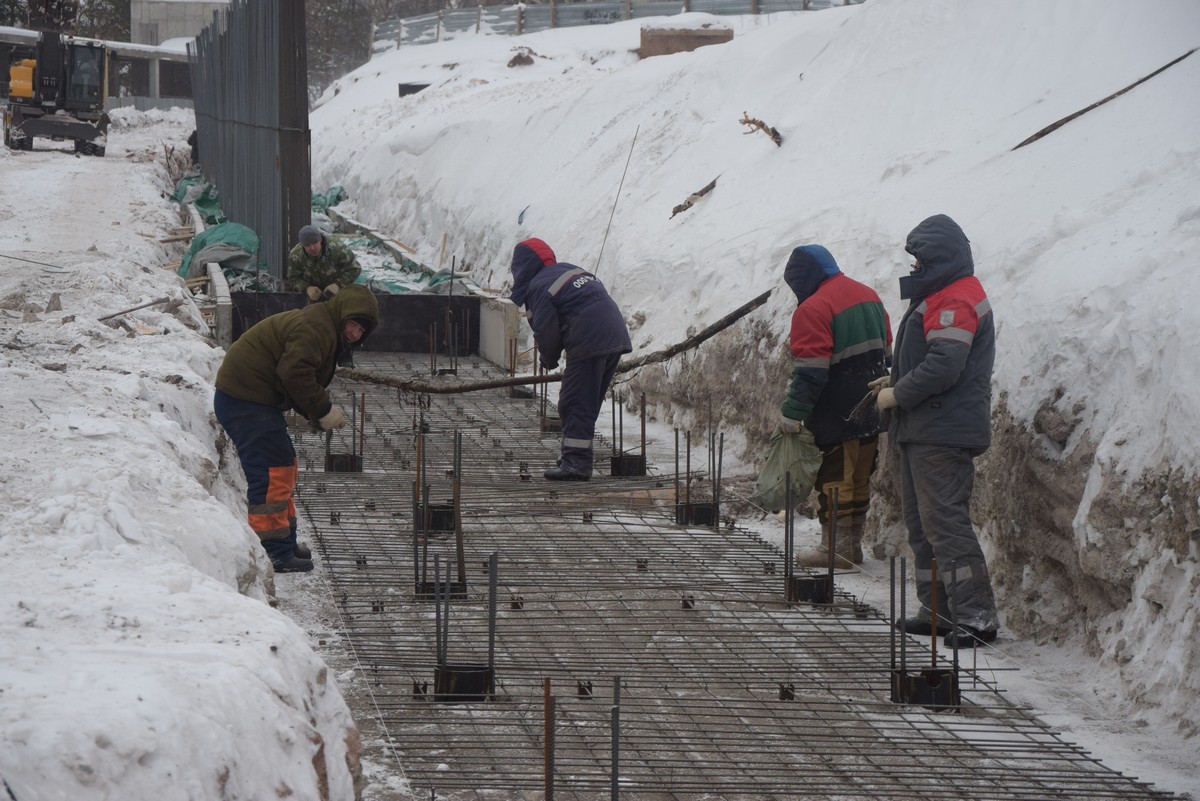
top-left (286, 233), bottom-right (361, 293)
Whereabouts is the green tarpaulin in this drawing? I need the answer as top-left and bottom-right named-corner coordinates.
top-left (178, 222), bottom-right (263, 280)
top-left (312, 186), bottom-right (347, 214)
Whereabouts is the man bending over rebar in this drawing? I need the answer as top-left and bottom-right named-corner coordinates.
top-left (509, 238), bottom-right (631, 481)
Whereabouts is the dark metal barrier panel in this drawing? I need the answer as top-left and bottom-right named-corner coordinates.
top-left (230, 292), bottom-right (481, 355)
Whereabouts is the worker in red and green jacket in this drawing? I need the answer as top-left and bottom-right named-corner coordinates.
top-left (779, 244), bottom-right (892, 568)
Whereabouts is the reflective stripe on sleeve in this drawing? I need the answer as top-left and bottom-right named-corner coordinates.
top-left (928, 326), bottom-right (974, 345)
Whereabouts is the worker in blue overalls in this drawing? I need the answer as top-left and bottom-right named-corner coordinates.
top-left (509, 238), bottom-right (632, 481)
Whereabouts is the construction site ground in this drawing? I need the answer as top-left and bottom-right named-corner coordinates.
top-left (271, 351), bottom-right (1177, 801)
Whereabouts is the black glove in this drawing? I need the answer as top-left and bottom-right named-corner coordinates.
top-left (540, 359), bottom-right (559, 372)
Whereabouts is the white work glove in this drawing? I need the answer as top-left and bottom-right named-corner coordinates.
top-left (867, 375), bottom-right (892, 391)
top-left (323, 283), bottom-right (340, 298)
top-left (318, 405), bottom-right (348, 430)
top-left (779, 417), bottom-right (804, 435)
top-left (306, 286), bottom-right (322, 302)
top-left (876, 387), bottom-right (898, 411)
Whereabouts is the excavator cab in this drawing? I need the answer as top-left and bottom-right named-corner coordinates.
top-left (4, 32), bottom-right (110, 156)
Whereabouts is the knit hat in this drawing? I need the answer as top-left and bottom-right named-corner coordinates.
top-left (298, 225), bottom-right (323, 246)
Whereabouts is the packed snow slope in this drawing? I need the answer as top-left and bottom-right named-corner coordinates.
top-left (310, 0), bottom-right (1200, 742)
top-left (0, 110), bottom-right (362, 800)
top-left (316, 0), bottom-right (1200, 479)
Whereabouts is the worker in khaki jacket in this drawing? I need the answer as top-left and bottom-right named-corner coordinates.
top-left (214, 285), bottom-right (379, 573)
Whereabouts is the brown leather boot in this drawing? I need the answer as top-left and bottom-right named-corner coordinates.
top-left (795, 520), bottom-right (859, 568)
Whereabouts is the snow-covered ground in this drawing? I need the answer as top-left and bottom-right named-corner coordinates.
top-left (1, 0), bottom-right (1198, 798)
top-left (0, 110), bottom-right (360, 800)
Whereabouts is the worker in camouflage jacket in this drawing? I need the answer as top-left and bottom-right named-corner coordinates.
top-left (876, 214), bottom-right (999, 649)
top-left (287, 224), bottom-right (362, 303)
top-left (509, 238), bottom-right (631, 481)
top-left (214, 284), bottom-right (380, 572)
top-left (778, 244), bottom-right (892, 568)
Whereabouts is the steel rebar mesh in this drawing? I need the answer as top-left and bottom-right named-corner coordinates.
top-left (291, 352), bottom-right (1174, 801)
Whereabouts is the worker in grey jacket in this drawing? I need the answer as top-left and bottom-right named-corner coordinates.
top-left (876, 214), bottom-right (999, 649)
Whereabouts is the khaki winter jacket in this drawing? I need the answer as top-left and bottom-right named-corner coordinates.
top-left (215, 285), bottom-right (380, 420)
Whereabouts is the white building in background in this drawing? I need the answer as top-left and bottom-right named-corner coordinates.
top-left (131, 0), bottom-right (229, 47)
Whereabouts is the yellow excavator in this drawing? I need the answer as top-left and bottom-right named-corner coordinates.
top-left (4, 31), bottom-right (109, 156)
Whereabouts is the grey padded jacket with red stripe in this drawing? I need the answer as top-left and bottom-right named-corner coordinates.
top-left (889, 215), bottom-right (995, 451)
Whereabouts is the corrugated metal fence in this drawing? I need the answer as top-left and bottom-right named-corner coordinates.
top-left (375, 0), bottom-right (859, 47)
top-left (189, 0), bottom-right (310, 284)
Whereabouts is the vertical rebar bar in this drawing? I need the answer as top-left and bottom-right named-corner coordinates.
top-left (358, 391), bottom-right (366, 459)
top-left (544, 677), bottom-right (555, 801)
top-left (453, 431), bottom-right (466, 590)
top-left (930, 557), bottom-right (939, 667)
top-left (827, 486), bottom-right (838, 585)
top-left (487, 551), bottom-right (498, 694)
top-left (610, 676), bottom-right (621, 801)
top-left (889, 557), bottom-right (897, 673)
top-left (685, 430), bottom-right (692, 508)
top-left (618, 391), bottom-right (624, 457)
top-left (639, 393), bottom-right (646, 467)
top-left (346, 391), bottom-right (355, 457)
top-left (715, 432), bottom-right (724, 524)
top-left (411, 480), bottom-right (420, 590)
top-left (610, 389), bottom-right (617, 457)
top-left (428, 323), bottom-right (436, 375)
top-left (783, 471), bottom-right (794, 599)
top-left (951, 557), bottom-right (960, 676)
top-left (434, 554), bottom-right (444, 667)
top-left (673, 428), bottom-right (680, 511)
top-left (900, 556), bottom-right (908, 674)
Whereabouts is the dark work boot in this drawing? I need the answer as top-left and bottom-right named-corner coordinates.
top-left (944, 625), bottom-right (998, 649)
top-left (274, 555), bottom-right (314, 573)
top-left (894, 617), bottom-right (949, 636)
top-left (544, 466), bottom-right (590, 481)
top-left (294, 542), bottom-right (312, 560)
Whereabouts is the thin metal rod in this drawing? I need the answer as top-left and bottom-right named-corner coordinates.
top-left (611, 675), bottom-right (621, 801)
top-left (544, 677), bottom-right (555, 801)
top-left (488, 551), bottom-right (498, 693)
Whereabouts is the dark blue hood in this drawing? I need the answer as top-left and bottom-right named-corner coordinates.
top-left (509, 238), bottom-right (557, 308)
top-left (783, 244), bottom-right (841, 305)
top-left (900, 215), bottom-right (974, 301)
